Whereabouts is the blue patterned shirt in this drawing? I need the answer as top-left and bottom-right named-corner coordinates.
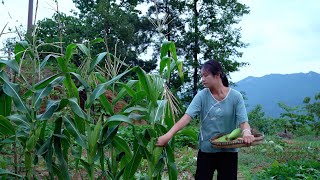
top-left (186, 88), bottom-right (248, 152)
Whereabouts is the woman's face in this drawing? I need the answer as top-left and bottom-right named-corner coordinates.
top-left (201, 68), bottom-right (217, 88)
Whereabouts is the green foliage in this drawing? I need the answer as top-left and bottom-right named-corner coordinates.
top-left (279, 102), bottom-right (315, 132)
top-left (304, 92), bottom-right (320, 135)
top-left (248, 105), bottom-right (281, 134)
top-left (253, 160), bottom-right (320, 179)
top-left (0, 38), bottom-right (183, 179)
top-left (175, 146), bottom-right (197, 178)
top-left (175, 126), bottom-right (198, 148)
top-left (35, 1), bottom-right (157, 73)
top-left (239, 135), bottom-right (320, 179)
top-left (33, 0), bottom-right (251, 103)
top-left (249, 92), bottom-right (320, 137)
top-left (145, 0), bottom-right (250, 100)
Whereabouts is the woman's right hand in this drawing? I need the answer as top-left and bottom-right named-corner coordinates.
top-left (155, 114), bottom-right (192, 147)
top-left (156, 133), bottom-right (172, 147)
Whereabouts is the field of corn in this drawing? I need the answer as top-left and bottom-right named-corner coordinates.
top-left (0, 39), bottom-right (187, 179)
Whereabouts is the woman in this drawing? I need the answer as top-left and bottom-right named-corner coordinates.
top-left (156, 60), bottom-right (254, 180)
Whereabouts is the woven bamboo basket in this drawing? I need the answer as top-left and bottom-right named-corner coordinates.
top-left (210, 131), bottom-right (265, 148)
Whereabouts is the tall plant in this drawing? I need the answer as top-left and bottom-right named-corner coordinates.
top-left (0, 35), bottom-right (185, 179)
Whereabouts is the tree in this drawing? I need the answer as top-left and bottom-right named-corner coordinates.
top-left (35, 13), bottom-right (85, 54)
top-left (72, 0), bottom-right (157, 72)
top-left (34, 0), bottom-right (157, 72)
top-left (278, 102), bottom-right (315, 134)
top-left (303, 92), bottom-right (320, 135)
top-left (142, 0), bottom-right (187, 91)
top-left (184, 0), bottom-right (250, 96)
top-left (145, 0), bottom-right (250, 99)
top-left (304, 93), bottom-right (320, 119)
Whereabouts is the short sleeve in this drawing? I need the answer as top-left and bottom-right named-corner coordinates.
top-left (185, 91), bottom-right (202, 118)
top-left (236, 93), bottom-right (248, 124)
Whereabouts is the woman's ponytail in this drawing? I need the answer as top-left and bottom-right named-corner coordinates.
top-left (220, 72), bottom-right (229, 87)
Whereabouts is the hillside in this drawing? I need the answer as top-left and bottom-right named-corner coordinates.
top-left (232, 71), bottom-right (320, 117)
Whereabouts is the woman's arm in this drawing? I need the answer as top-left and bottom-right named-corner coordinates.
top-left (240, 121), bottom-right (255, 144)
top-left (156, 114), bottom-right (192, 147)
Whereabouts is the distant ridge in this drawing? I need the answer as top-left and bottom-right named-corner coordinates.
top-left (232, 71), bottom-right (320, 117)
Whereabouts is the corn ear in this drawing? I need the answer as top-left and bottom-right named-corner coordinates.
top-left (215, 128), bottom-right (242, 142)
top-left (153, 146), bottom-right (163, 165)
top-left (227, 128), bottom-right (242, 140)
top-left (215, 134), bottom-right (229, 142)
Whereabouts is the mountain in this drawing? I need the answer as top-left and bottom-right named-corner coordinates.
top-left (232, 71), bottom-right (320, 118)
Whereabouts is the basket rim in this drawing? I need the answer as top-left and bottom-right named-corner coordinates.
top-left (210, 132), bottom-right (265, 148)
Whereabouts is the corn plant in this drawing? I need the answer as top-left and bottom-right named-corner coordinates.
top-left (0, 38), bottom-right (184, 179)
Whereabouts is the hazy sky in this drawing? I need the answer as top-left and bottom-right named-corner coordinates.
top-left (1, 0), bottom-right (319, 82)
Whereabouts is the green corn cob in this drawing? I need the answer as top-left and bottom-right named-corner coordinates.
top-left (153, 146), bottom-right (163, 165)
top-left (227, 128), bottom-right (242, 140)
top-left (215, 134), bottom-right (229, 142)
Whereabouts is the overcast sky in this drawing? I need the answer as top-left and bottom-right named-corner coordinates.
top-left (1, 0), bottom-right (319, 82)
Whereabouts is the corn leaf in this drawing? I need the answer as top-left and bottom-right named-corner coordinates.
top-left (7, 114), bottom-right (30, 128)
top-left (113, 81), bottom-right (138, 105)
top-left (99, 95), bottom-right (114, 116)
top-left (159, 56), bottom-right (170, 77)
top-left (165, 145), bottom-right (177, 180)
top-left (23, 74), bottom-right (64, 98)
top-left (68, 97), bottom-right (87, 119)
top-left (37, 100), bottom-right (60, 121)
top-left (134, 67), bottom-right (157, 106)
top-left (106, 114), bottom-right (132, 126)
top-left (86, 69), bottom-right (131, 108)
top-left (152, 157), bottom-right (165, 178)
top-left (0, 71), bottom-right (30, 114)
top-left (112, 136), bottom-right (133, 163)
top-left (0, 59), bottom-right (19, 73)
top-left (14, 41), bottom-right (33, 63)
top-left (31, 76), bottom-right (64, 108)
top-left (89, 52), bottom-right (107, 73)
top-left (89, 118), bottom-right (102, 155)
top-left (65, 44), bottom-right (77, 63)
top-left (0, 169), bottom-right (22, 178)
top-left (53, 117), bottom-right (70, 180)
top-left (152, 100), bottom-right (166, 123)
top-left (90, 38), bottom-right (104, 45)
top-left (159, 41), bottom-right (183, 82)
top-left (0, 88), bottom-right (11, 116)
top-left (0, 115), bottom-right (15, 136)
top-left (123, 106), bottom-right (148, 114)
top-left (63, 116), bottom-right (86, 148)
top-left (33, 86), bottom-right (53, 110)
top-left (70, 72), bottom-right (90, 91)
top-left (101, 124), bottom-right (119, 146)
top-left (36, 137), bottom-right (52, 156)
top-left (77, 44), bottom-right (90, 57)
top-left (40, 54), bottom-right (59, 69)
top-left (123, 143), bottom-right (142, 180)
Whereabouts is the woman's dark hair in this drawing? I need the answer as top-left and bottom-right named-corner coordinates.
top-left (201, 60), bottom-right (229, 87)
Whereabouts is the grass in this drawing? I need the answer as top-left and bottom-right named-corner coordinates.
top-left (238, 135), bottom-right (320, 179)
top-left (171, 134), bottom-right (320, 179)
top-left (2, 133), bottom-right (319, 179)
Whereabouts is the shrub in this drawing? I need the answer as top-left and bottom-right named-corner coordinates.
top-left (253, 159), bottom-right (320, 179)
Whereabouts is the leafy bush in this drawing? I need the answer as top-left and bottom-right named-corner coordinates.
top-left (253, 160), bottom-right (320, 180)
top-left (248, 105), bottom-right (282, 135)
top-left (175, 126), bottom-right (198, 148)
